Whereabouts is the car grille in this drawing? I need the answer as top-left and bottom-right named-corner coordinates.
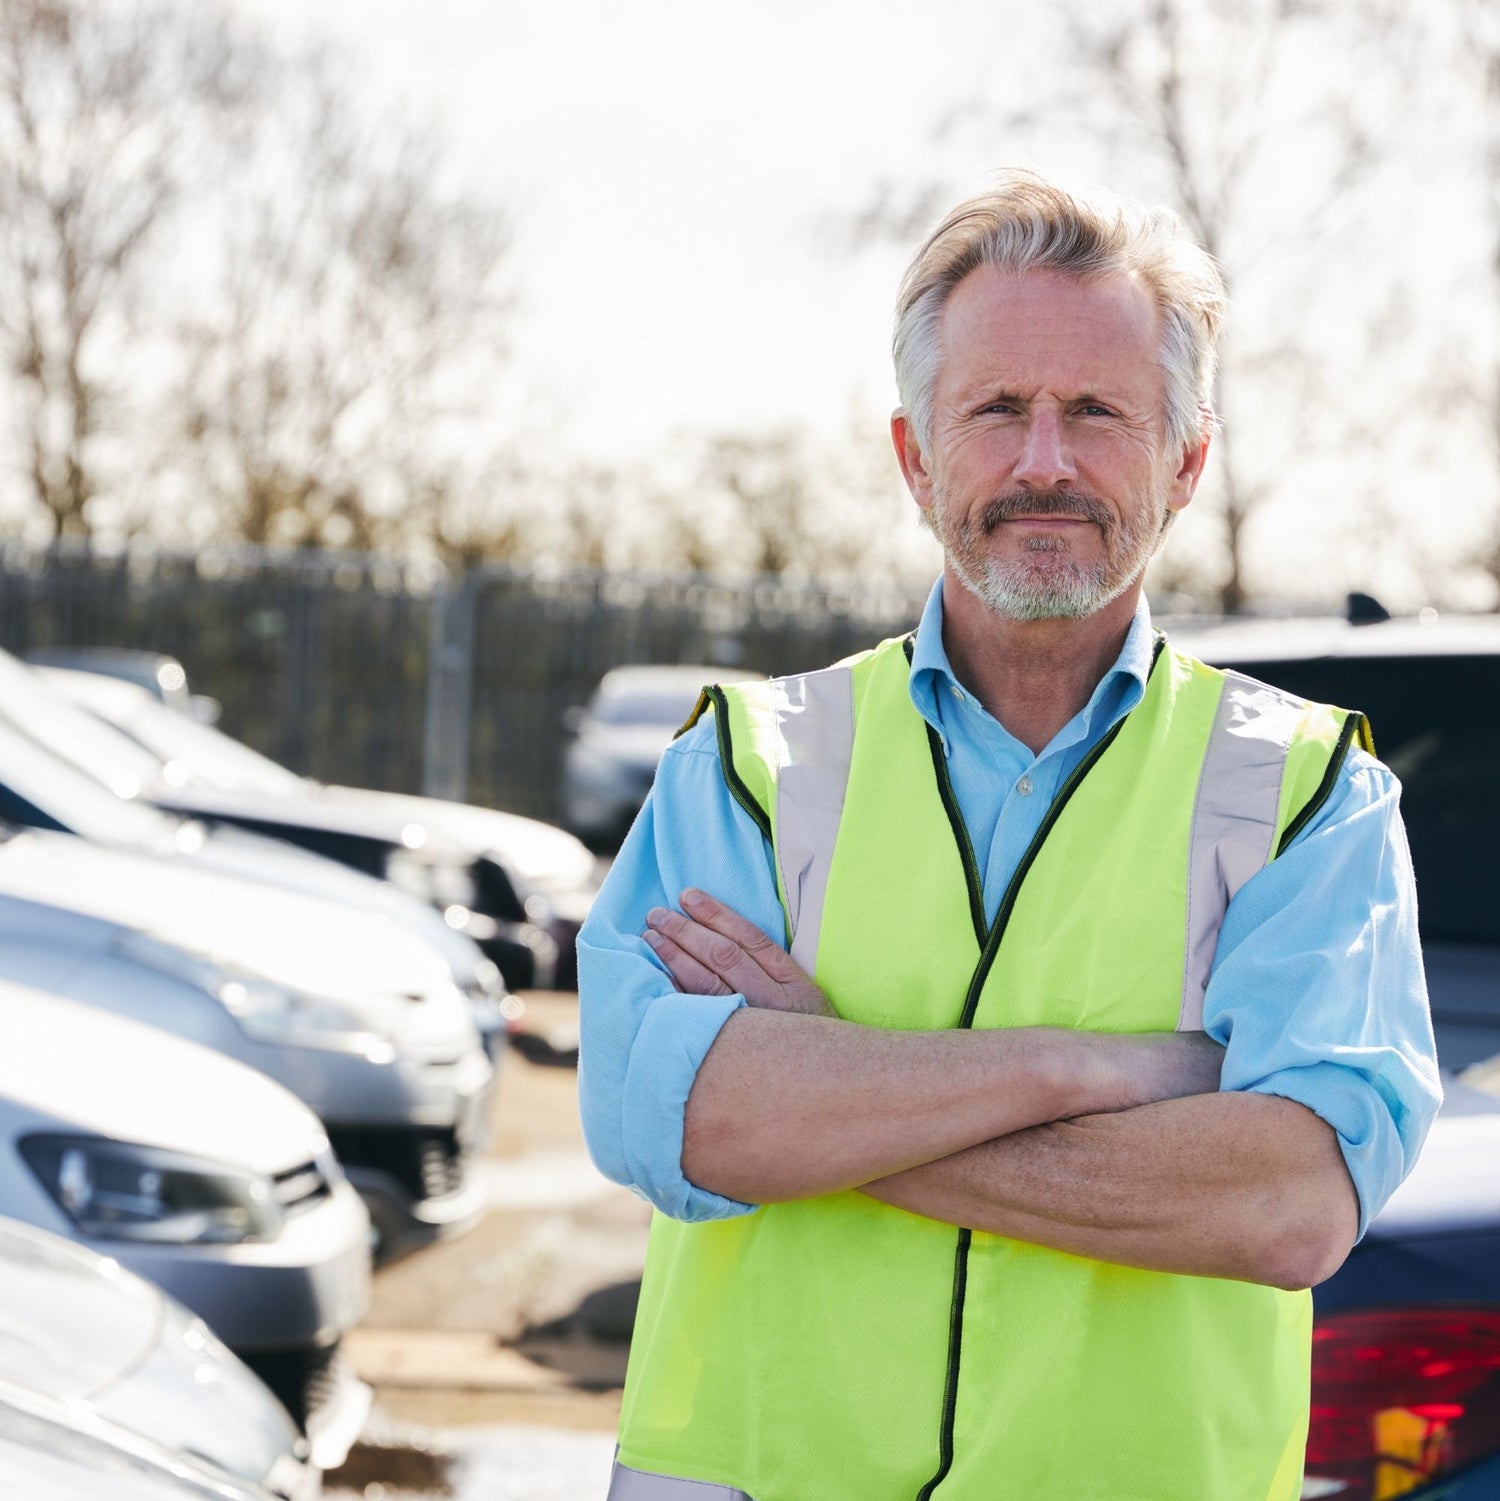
top-left (271, 1160), bottom-right (332, 1216)
top-left (326, 1126), bottom-right (466, 1203)
top-left (243, 1341), bottom-right (345, 1430)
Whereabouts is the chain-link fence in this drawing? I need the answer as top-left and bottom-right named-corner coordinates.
top-left (0, 543), bottom-right (928, 822)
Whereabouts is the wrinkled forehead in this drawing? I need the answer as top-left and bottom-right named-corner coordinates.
top-left (935, 266), bottom-right (1166, 405)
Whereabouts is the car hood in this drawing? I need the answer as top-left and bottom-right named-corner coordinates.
top-left (154, 783), bottom-right (470, 855)
top-left (1364, 1078), bottom-right (1500, 1239)
top-left (187, 822), bottom-right (493, 990)
top-left (0, 983), bottom-right (323, 1175)
top-left (0, 830), bottom-right (453, 1005)
top-left (320, 786), bottom-right (599, 892)
top-left (0, 1217), bottom-right (161, 1398)
top-left (0, 1220), bottom-right (306, 1493)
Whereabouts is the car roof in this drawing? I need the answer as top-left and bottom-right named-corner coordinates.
top-left (1163, 612), bottom-right (1500, 663)
top-left (596, 664), bottom-right (762, 694)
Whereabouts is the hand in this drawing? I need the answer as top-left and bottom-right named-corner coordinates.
top-left (644, 888), bottom-right (834, 1016)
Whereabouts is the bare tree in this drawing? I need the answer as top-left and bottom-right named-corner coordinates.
top-left (0, 0), bottom-right (261, 540)
top-left (1058, 0), bottom-right (1399, 611)
top-left (619, 422), bottom-right (918, 583)
top-left (171, 51), bottom-right (513, 552)
top-left (842, 0), bottom-right (1412, 611)
top-left (1459, 0), bottom-right (1500, 595)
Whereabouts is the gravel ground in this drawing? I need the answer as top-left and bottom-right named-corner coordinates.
top-left (326, 992), bottom-right (645, 1499)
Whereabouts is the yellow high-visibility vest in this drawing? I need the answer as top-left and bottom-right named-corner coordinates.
top-left (612, 632), bottom-right (1370, 1501)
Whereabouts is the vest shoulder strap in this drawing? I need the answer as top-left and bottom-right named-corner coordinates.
top-left (1175, 649), bottom-right (1369, 1027)
top-left (698, 640), bottom-right (896, 966)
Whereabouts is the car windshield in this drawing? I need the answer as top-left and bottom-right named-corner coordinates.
top-left (59, 677), bottom-right (304, 798)
top-left (1199, 652), bottom-right (1498, 947)
top-left (0, 650), bottom-right (165, 799)
top-left (0, 713), bottom-right (172, 845)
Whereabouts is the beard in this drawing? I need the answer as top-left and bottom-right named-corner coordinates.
top-left (927, 484), bottom-right (1168, 622)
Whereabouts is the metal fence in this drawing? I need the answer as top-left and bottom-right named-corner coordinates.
top-left (0, 543), bottom-right (928, 821)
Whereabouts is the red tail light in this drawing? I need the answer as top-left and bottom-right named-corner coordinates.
top-left (1305, 1308), bottom-right (1500, 1499)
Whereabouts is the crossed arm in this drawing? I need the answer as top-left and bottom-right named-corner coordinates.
top-left (644, 889), bottom-right (1360, 1291)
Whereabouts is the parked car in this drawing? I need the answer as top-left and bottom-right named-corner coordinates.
top-left (26, 644), bottom-right (222, 722)
top-left (560, 664), bottom-right (762, 848)
top-left (0, 645), bottom-right (511, 1032)
top-left (32, 653), bottom-right (598, 990)
top-left (0, 825), bottom-right (495, 1262)
top-left (0, 979), bottom-right (371, 1465)
top-left (1171, 609), bottom-right (1500, 1072)
top-left (0, 1215), bottom-right (319, 1498)
top-left (1172, 607), bottom-right (1500, 1500)
top-left (0, 1395), bottom-right (293, 1501)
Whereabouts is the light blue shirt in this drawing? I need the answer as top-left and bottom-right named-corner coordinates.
top-left (578, 583), bottom-right (1442, 1237)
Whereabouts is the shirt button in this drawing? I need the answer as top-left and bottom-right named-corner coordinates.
top-left (1016, 775), bottom-right (1034, 797)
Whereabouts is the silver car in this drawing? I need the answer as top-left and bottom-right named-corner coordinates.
top-left (0, 979), bottom-right (371, 1462)
top-left (0, 826), bottom-right (495, 1261)
top-left (0, 1216), bottom-right (318, 1496)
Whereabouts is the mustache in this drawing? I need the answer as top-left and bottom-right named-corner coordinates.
top-left (978, 491), bottom-right (1112, 533)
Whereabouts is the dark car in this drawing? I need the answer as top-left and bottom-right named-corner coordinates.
top-left (560, 664), bottom-right (762, 849)
top-left (1176, 608), bottom-right (1500, 1500)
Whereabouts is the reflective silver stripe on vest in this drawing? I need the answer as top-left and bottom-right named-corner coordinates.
top-left (1179, 672), bottom-right (1309, 1031)
top-left (607, 1459), bottom-right (753, 1499)
top-left (773, 666), bottom-right (857, 975)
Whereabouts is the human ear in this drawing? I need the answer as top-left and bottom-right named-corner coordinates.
top-left (1167, 430), bottom-right (1211, 514)
top-left (892, 410), bottom-right (936, 515)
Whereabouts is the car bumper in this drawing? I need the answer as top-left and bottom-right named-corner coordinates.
top-left (243, 1341), bottom-right (372, 1473)
top-left (105, 1178), bottom-right (372, 1354)
top-left (326, 1048), bottom-right (496, 1261)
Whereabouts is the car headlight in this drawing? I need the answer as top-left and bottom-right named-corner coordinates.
top-left (21, 1135), bottom-right (285, 1245)
top-left (112, 932), bottom-right (396, 1061)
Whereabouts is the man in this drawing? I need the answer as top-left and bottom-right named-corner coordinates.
top-left (578, 171), bottom-right (1440, 1500)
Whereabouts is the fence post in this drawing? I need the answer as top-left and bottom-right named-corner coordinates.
top-left (422, 571), bottom-right (477, 801)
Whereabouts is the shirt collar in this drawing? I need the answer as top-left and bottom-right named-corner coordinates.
top-left (907, 578), bottom-right (1157, 750)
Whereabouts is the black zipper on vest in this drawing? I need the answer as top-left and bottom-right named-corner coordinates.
top-left (705, 684), bottom-right (773, 843)
top-left (1274, 710), bottom-right (1367, 858)
top-left (905, 637), bottom-right (987, 948)
top-left (913, 634), bottom-right (1166, 1500)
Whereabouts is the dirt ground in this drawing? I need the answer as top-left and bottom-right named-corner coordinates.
top-left (327, 993), bottom-right (648, 1494)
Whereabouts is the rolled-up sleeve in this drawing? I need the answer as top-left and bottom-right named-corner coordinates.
top-left (577, 717), bottom-right (784, 1221)
top-left (1206, 751), bottom-right (1443, 1239)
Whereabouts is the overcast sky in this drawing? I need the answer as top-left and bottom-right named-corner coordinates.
top-left (235, 0), bottom-right (1064, 457)
top-left (229, 0), bottom-right (1494, 609)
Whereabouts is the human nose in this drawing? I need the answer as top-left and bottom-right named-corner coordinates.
top-left (1012, 408), bottom-right (1077, 490)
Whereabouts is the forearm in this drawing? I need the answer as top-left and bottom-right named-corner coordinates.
top-left (682, 1009), bottom-right (1221, 1203)
top-left (863, 1091), bottom-right (1360, 1288)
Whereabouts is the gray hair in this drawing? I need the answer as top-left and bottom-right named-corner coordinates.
top-left (893, 169), bottom-right (1227, 455)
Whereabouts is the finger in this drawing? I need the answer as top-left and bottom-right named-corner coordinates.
top-left (643, 928), bottom-right (734, 996)
top-left (678, 888), bottom-right (805, 981)
top-left (646, 906), bottom-right (783, 1007)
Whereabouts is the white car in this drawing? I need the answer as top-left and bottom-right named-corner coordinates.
top-left (0, 826), bottom-right (495, 1261)
top-left (0, 1398), bottom-right (293, 1501)
top-left (0, 1216), bottom-right (318, 1497)
top-left (32, 656), bottom-right (600, 990)
top-left (0, 980), bottom-right (372, 1466)
top-left (0, 642), bottom-right (510, 1015)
